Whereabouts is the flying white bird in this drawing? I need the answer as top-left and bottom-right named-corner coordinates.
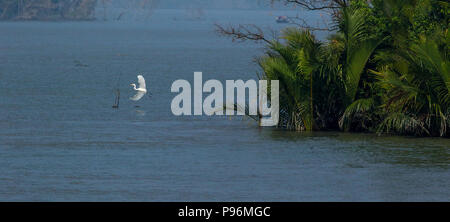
top-left (130, 75), bottom-right (147, 101)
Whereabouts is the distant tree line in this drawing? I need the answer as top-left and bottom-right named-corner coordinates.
top-left (0, 0), bottom-right (97, 20)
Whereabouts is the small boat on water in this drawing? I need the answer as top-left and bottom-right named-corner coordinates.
top-left (276, 16), bottom-right (289, 24)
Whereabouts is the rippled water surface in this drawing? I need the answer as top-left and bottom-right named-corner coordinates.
top-left (0, 10), bottom-right (449, 201)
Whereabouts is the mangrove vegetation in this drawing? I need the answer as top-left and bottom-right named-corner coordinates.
top-left (219, 0), bottom-right (449, 137)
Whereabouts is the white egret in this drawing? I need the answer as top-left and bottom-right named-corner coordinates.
top-left (130, 75), bottom-right (147, 101)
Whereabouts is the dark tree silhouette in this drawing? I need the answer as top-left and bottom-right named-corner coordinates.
top-left (216, 0), bottom-right (350, 42)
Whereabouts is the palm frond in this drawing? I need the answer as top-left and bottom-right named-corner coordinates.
top-left (339, 98), bottom-right (376, 131)
top-left (377, 112), bottom-right (430, 136)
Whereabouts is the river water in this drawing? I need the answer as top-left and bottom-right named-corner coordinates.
top-left (0, 9), bottom-right (448, 201)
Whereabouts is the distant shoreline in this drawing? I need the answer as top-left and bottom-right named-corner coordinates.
top-left (0, 0), bottom-right (96, 22)
top-left (0, 18), bottom-right (97, 22)
top-left (0, 8), bottom-right (300, 22)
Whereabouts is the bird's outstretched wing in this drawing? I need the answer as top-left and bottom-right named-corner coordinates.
top-left (137, 75), bottom-right (146, 90)
top-left (130, 91), bottom-right (146, 101)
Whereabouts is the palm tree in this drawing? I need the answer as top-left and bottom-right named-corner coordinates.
top-left (252, 0), bottom-right (449, 137)
top-left (375, 31), bottom-right (449, 136)
top-left (328, 7), bottom-right (384, 131)
top-left (260, 7), bottom-right (384, 132)
top-left (259, 29), bottom-right (322, 130)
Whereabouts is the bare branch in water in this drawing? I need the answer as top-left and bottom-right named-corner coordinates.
top-left (271, 0), bottom-right (346, 29)
top-left (222, 104), bottom-right (261, 122)
top-left (215, 24), bottom-right (272, 44)
top-left (287, 15), bottom-right (335, 31)
top-left (270, 0), bottom-right (345, 11)
top-left (215, 1), bottom-right (348, 43)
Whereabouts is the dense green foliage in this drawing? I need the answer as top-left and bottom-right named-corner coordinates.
top-left (260, 0), bottom-right (449, 137)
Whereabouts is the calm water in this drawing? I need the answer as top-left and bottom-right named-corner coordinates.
top-left (0, 10), bottom-right (449, 201)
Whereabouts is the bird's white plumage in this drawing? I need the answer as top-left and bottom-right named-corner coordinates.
top-left (130, 90), bottom-right (146, 101)
top-left (137, 75), bottom-right (146, 90)
top-left (130, 75), bottom-right (147, 101)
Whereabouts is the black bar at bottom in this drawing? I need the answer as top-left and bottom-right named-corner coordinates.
top-left (0, 202), bottom-right (447, 221)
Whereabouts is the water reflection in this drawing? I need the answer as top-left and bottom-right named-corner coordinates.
top-left (135, 109), bottom-right (146, 116)
top-left (262, 129), bottom-right (449, 167)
